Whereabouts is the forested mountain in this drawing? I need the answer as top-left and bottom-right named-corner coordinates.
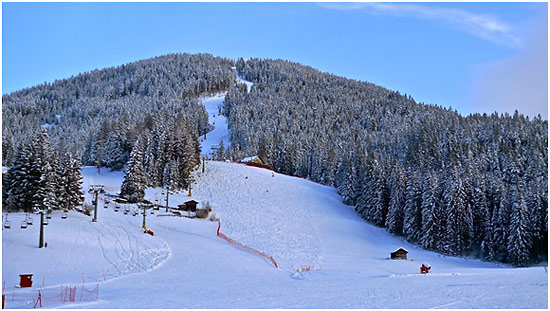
top-left (2, 54), bottom-right (547, 266)
top-left (3, 53), bottom-right (235, 188)
top-left (223, 58), bottom-right (548, 266)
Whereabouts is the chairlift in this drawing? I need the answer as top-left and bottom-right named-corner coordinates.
top-left (61, 211), bottom-right (68, 219)
top-left (4, 220), bottom-right (11, 229)
top-left (26, 215), bottom-right (33, 225)
top-left (20, 221), bottom-right (28, 229)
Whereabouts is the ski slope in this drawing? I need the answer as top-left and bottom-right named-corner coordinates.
top-left (199, 70), bottom-right (253, 158)
top-left (199, 94), bottom-right (231, 158)
top-left (2, 92), bottom-right (547, 308)
top-left (2, 162), bottom-right (548, 308)
top-left (236, 71), bottom-right (253, 93)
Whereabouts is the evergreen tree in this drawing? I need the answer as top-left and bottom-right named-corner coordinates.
top-left (32, 129), bottom-right (60, 211)
top-left (420, 173), bottom-right (442, 250)
top-left (385, 162), bottom-right (405, 234)
top-left (444, 167), bottom-right (474, 256)
top-left (61, 155), bottom-right (84, 210)
top-left (120, 139), bottom-right (147, 203)
top-left (507, 185), bottom-right (532, 266)
top-left (403, 168), bottom-right (422, 242)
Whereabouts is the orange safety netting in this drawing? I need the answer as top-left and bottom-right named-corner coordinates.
top-left (216, 220), bottom-right (278, 268)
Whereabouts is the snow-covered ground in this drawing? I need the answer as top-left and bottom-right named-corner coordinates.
top-left (2, 93), bottom-right (547, 308)
top-left (2, 162), bottom-right (548, 308)
top-left (236, 72), bottom-right (253, 93)
top-left (199, 94), bottom-right (230, 158)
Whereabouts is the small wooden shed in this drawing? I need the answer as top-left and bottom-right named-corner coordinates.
top-left (390, 248), bottom-right (408, 260)
top-left (178, 200), bottom-right (198, 212)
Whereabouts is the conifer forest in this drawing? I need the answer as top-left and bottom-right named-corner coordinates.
top-left (2, 53), bottom-right (547, 266)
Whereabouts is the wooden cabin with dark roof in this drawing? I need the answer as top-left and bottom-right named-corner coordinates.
top-left (390, 247), bottom-right (408, 260)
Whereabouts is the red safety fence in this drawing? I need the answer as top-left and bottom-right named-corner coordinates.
top-left (5, 284), bottom-right (99, 309)
top-left (216, 220), bottom-right (278, 268)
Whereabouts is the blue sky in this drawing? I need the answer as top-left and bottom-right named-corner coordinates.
top-left (2, 2), bottom-right (547, 118)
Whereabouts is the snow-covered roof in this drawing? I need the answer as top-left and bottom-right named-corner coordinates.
top-left (392, 247), bottom-right (408, 253)
top-left (241, 155), bottom-right (258, 163)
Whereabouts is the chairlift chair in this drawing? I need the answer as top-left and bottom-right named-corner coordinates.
top-left (62, 211), bottom-right (68, 219)
top-left (4, 220), bottom-right (11, 229)
top-left (43, 218), bottom-right (49, 225)
top-left (46, 213), bottom-right (52, 219)
top-left (20, 221), bottom-right (28, 229)
top-left (26, 216), bottom-right (33, 225)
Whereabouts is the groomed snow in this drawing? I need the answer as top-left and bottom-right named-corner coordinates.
top-left (2, 93), bottom-right (547, 308)
top-left (2, 162), bottom-right (548, 308)
top-left (236, 72), bottom-right (253, 93)
top-left (199, 94), bottom-right (231, 158)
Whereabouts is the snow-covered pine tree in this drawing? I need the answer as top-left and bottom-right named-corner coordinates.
top-left (34, 161), bottom-right (59, 211)
top-left (32, 129), bottom-right (60, 211)
top-left (60, 155), bottom-right (84, 210)
top-left (355, 164), bottom-right (372, 218)
top-left (420, 173), bottom-right (442, 251)
top-left (403, 168), bottom-right (422, 242)
top-left (217, 139), bottom-right (225, 160)
top-left (385, 162), bottom-right (405, 234)
top-left (337, 153), bottom-right (357, 206)
top-left (443, 166), bottom-right (474, 256)
top-left (369, 163), bottom-right (388, 227)
top-left (3, 146), bottom-right (32, 212)
top-left (507, 179), bottom-right (532, 266)
top-left (120, 139), bottom-right (146, 203)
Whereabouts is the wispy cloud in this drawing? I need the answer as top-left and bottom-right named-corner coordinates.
top-left (318, 2), bottom-right (521, 48)
top-left (467, 16), bottom-right (547, 119)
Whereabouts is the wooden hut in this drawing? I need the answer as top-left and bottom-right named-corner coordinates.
top-left (390, 247), bottom-right (408, 260)
top-left (178, 200), bottom-right (198, 212)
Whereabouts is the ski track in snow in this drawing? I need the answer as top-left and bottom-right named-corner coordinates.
top-left (199, 93), bottom-right (230, 158)
top-left (192, 162), bottom-right (322, 271)
top-left (2, 90), bottom-right (548, 308)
